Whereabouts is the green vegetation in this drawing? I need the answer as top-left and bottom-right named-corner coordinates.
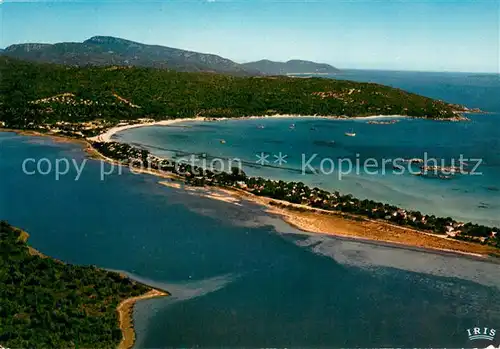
top-left (92, 141), bottom-right (500, 249)
top-left (0, 56), bottom-right (463, 130)
top-left (0, 221), bottom-right (151, 348)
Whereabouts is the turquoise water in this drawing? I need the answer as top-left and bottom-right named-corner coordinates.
top-left (1, 132), bottom-right (500, 348)
top-left (114, 71), bottom-right (500, 228)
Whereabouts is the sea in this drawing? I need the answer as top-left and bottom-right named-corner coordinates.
top-left (1, 70), bottom-right (500, 348)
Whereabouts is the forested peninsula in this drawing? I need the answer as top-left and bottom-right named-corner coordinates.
top-left (0, 57), bottom-right (468, 135)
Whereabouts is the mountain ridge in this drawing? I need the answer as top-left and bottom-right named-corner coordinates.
top-left (3, 36), bottom-right (258, 75)
top-left (242, 59), bottom-right (339, 75)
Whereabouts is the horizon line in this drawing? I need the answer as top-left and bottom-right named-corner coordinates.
top-left (2, 36), bottom-right (499, 75)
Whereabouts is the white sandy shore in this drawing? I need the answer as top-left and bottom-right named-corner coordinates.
top-left (87, 114), bottom-right (408, 143)
top-left (87, 117), bottom-right (206, 142)
top-left (156, 179), bottom-right (491, 258)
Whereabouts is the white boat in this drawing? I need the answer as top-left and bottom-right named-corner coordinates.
top-left (345, 131), bottom-right (356, 137)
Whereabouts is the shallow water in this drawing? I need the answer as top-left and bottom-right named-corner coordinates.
top-left (1, 132), bottom-right (499, 348)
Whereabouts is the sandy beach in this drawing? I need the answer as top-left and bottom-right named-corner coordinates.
top-left (117, 289), bottom-right (168, 349)
top-left (10, 219), bottom-right (169, 349)
top-left (155, 177), bottom-right (499, 258)
top-left (86, 113), bottom-right (411, 143)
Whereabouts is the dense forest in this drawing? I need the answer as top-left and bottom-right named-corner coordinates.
top-left (0, 221), bottom-right (152, 348)
top-left (0, 56), bottom-right (462, 129)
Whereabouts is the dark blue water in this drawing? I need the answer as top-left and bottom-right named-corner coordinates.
top-left (1, 132), bottom-right (500, 348)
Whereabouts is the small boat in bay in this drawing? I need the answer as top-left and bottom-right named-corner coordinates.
top-left (345, 130), bottom-right (356, 137)
top-left (220, 139), bottom-right (226, 144)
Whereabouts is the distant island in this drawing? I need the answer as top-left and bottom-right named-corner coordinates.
top-left (0, 221), bottom-right (167, 349)
top-left (1, 36), bottom-right (338, 77)
top-left (241, 59), bottom-right (339, 75)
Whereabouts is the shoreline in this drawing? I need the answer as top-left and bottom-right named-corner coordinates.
top-left (87, 113), bottom-right (413, 143)
top-left (2, 128), bottom-right (498, 259)
top-left (116, 289), bottom-right (168, 349)
top-left (87, 117), bottom-right (207, 142)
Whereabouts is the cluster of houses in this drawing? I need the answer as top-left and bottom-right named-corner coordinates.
top-left (17, 116), bottom-right (156, 139)
top-left (113, 118), bottom-right (156, 129)
top-left (445, 222), bottom-right (498, 243)
top-left (312, 89), bottom-right (361, 103)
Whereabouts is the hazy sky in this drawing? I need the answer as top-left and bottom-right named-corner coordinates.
top-left (1, 0), bottom-right (499, 72)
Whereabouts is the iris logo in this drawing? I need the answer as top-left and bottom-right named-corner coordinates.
top-left (467, 327), bottom-right (497, 341)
